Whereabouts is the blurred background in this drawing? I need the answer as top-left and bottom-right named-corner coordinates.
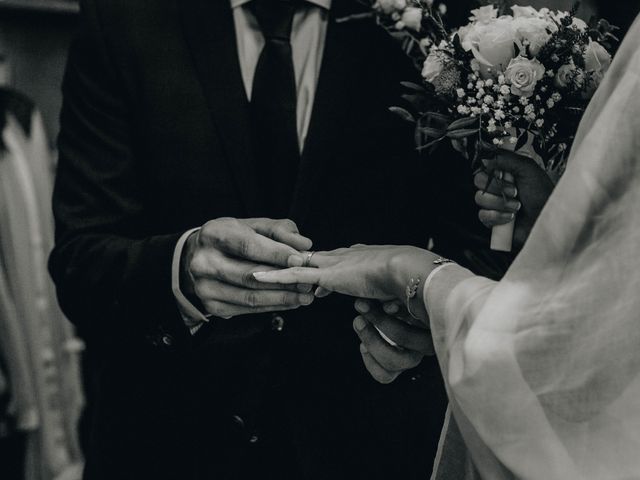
top-left (0, 1), bottom-right (638, 479)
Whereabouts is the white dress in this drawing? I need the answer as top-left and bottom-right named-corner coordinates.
top-left (426, 15), bottom-right (640, 480)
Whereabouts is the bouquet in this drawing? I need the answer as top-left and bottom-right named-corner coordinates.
top-left (365, 1), bottom-right (617, 251)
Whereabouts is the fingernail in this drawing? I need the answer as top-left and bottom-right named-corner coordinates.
top-left (506, 187), bottom-right (518, 198)
top-left (355, 299), bottom-right (370, 314)
top-left (507, 200), bottom-right (522, 212)
top-left (300, 294), bottom-right (315, 305)
top-left (359, 343), bottom-right (368, 354)
top-left (354, 316), bottom-right (367, 332)
top-left (384, 302), bottom-right (400, 314)
top-left (253, 272), bottom-right (268, 280)
top-left (288, 255), bottom-right (304, 267)
top-left (502, 213), bottom-right (516, 222)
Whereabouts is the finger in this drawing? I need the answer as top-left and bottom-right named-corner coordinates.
top-left (315, 286), bottom-right (332, 298)
top-left (478, 209), bottom-right (515, 227)
top-left (287, 250), bottom-right (344, 268)
top-left (190, 251), bottom-right (305, 291)
top-left (203, 219), bottom-right (301, 267)
top-left (474, 171), bottom-right (517, 198)
top-left (360, 344), bottom-right (400, 385)
top-left (353, 317), bottom-right (423, 372)
top-left (253, 267), bottom-right (324, 285)
top-left (362, 310), bottom-right (434, 355)
top-left (201, 300), bottom-right (306, 320)
top-left (475, 191), bottom-right (521, 213)
top-left (194, 279), bottom-right (315, 308)
top-left (297, 284), bottom-right (314, 294)
top-left (246, 218), bottom-right (313, 252)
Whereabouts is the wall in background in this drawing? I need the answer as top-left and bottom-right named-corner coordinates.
top-left (0, 8), bottom-right (78, 145)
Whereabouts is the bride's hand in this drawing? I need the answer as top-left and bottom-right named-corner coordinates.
top-left (475, 151), bottom-right (555, 249)
top-left (253, 245), bottom-right (441, 318)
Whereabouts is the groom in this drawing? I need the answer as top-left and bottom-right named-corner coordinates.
top-left (50, 1), bottom-right (463, 479)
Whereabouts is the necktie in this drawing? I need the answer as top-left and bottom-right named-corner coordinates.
top-left (250, 0), bottom-right (301, 218)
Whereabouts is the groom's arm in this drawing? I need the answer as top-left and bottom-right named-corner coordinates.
top-left (49, 0), bottom-right (189, 346)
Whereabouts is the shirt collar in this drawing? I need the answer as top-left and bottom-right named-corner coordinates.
top-left (231, 0), bottom-right (332, 10)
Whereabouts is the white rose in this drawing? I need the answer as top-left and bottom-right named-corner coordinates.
top-left (572, 17), bottom-right (588, 32)
top-left (469, 5), bottom-right (498, 24)
top-left (464, 18), bottom-right (517, 79)
top-left (422, 52), bottom-right (444, 82)
top-left (584, 40), bottom-right (612, 75)
top-left (505, 56), bottom-right (546, 98)
top-left (401, 7), bottom-right (423, 31)
top-left (513, 17), bottom-right (553, 56)
top-left (375, 0), bottom-right (407, 15)
top-left (554, 63), bottom-right (576, 88)
top-left (511, 5), bottom-right (540, 18)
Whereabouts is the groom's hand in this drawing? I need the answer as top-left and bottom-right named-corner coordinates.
top-left (353, 299), bottom-right (434, 384)
top-left (181, 218), bottom-right (315, 319)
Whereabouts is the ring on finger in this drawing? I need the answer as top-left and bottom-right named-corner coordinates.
top-left (302, 251), bottom-right (316, 268)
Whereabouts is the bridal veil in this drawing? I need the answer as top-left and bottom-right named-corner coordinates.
top-left (427, 15), bottom-right (640, 480)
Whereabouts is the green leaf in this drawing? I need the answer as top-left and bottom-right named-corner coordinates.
top-left (400, 81), bottom-right (427, 93)
top-left (417, 137), bottom-right (446, 151)
top-left (423, 112), bottom-right (451, 126)
top-left (447, 116), bottom-right (480, 131)
top-left (420, 126), bottom-right (447, 138)
top-left (401, 94), bottom-right (424, 108)
top-left (389, 106), bottom-right (415, 123)
top-left (446, 128), bottom-right (480, 139)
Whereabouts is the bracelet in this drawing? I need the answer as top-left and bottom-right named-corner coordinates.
top-left (405, 257), bottom-right (456, 320)
top-left (405, 277), bottom-right (422, 320)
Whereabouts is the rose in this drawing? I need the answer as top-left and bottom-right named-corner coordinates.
top-left (469, 5), bottom-right (498, 24)
top-left (505, 56), bottom-right (546, 97)
top-left (572, 17), bottom-right (588, 32)
top-left (554, 63), bottom-right (576, 88)
top-left (401, 7), bottom-right (423, 31)
top-left (460, 18), bottom-right (517, 79)
top-left (422, 52), bottom-right (444, 82)
top-left (511, 5), bottom-right (540, 18)
top-left (584, 40), bottom-right (612, 76)
top-left (375, 0), bottom-right (407, 15)
top-left (513, 17), bottom-right (553, 56)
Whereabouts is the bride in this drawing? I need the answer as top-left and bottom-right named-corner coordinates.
top-left (254, 16), bottom-right (640, 480)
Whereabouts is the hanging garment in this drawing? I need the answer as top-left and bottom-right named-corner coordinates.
top-left (0, 90), bottom-right (84, 480)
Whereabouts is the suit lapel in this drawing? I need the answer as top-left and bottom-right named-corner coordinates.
top-left (180, 0), bottom-right (259, 215)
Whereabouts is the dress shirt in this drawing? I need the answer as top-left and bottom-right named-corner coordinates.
top-left (172, 0), bottom-right (332, 331)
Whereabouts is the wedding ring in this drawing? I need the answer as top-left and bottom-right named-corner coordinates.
top-left (302, 251), bottom-right (316, 268)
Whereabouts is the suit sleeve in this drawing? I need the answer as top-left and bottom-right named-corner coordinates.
top-left (49, 0), bottom-right (189, 348)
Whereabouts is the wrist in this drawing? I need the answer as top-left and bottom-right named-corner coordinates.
top-left (179, 230), bottom-right (203, 309)
top-left (387, 247), bottom-right (437, 300)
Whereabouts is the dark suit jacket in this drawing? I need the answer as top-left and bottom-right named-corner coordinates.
top-left (50, 1), bottom-right (456, 479)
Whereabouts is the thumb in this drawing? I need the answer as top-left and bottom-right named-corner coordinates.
top-left (482, 150), bottom-right (533, 180)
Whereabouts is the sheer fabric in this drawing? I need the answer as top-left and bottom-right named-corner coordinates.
top-left (427, 16), bottom-right (640, 480)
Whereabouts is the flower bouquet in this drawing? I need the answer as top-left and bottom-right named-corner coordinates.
top-left (365, 1), bottom-right (617, 251)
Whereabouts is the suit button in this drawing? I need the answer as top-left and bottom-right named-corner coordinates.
top-left (161, 334), bottom-right (174, 346)
top-left (249, 434), bottom-right (259, 444)
top-left (271, 314), bottom-right (285, 332)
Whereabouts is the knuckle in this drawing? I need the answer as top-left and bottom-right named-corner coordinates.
top-left (241, 270), bottom-right (257, 286)
top-left (189, 253), bottom-right (208, 276)
top-left (244, 291), bottom-right (259, 307)
top-left (280, 219), bottom-right (297, 231)
top-left (375, 371), bottom-right (396, 385)
top-left (205, 301), bottom-right (222, 317)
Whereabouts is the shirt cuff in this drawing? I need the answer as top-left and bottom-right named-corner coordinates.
top-left (172, 228), bottom-right (210, 333)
